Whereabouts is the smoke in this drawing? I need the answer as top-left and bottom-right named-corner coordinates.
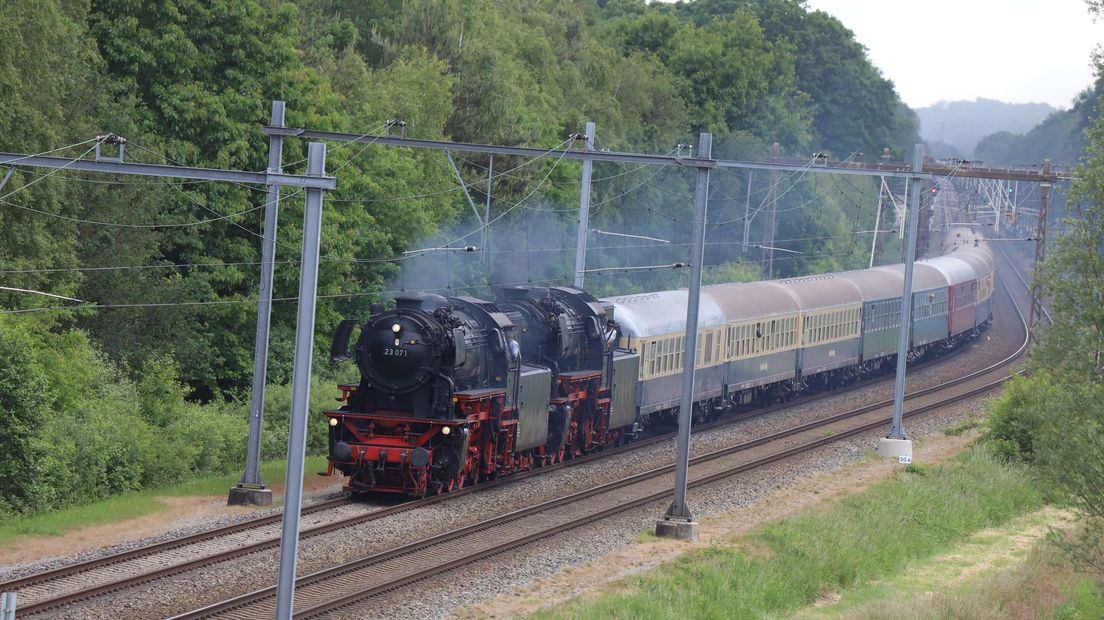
top-left (386, 201), bottom-right (579, 300)
top-left (380, 160), bottom-right (788, 303)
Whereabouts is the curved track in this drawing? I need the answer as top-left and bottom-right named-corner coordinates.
top-left (177, 257), bottom-right (1032, 619)
top-left (5, 246), bottom-right (1033, 618)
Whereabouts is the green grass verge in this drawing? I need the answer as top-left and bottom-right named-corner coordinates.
top-left (788, 506), bottom-right (1101, 619)
top-left (0, 456), bottom-right (329, 545)
top-left (535, 448), bottom-right (1043, 620)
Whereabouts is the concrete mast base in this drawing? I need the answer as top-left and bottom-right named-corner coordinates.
top-left (655, 518), bottom-right (700, 542)
top-left (227, 485), bottom-right (273, 506)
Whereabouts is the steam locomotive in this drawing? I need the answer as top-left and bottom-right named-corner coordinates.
top-left (324, 229), bottom-right (995, 497)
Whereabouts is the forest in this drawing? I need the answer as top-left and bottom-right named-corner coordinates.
top-left (0, 0), bottom-right (922, 518)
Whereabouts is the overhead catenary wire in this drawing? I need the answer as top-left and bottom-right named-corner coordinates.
top-left (0, 138), bottom-right (107, 204)
top-left (709, 155), bottom-right (822, 227)
top-left (0, 286), bottom-right (83, 303)
top-left (1, 134), bottom-right (589, 281)
top-left (0, 273), bottom-right (578, 315)
top-left (5, 133), bottom-right (1048, 316)
top-left (0, 259), bottom-right (301, 275)
top-left (521, 147), bottom-right (681, 214)
top-left (0, 136), bottom-right (106, 169)
top-left (426, 135), bottom-right (579, 249)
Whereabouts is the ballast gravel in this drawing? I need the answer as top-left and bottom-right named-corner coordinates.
top-left (14, 267), bottom-right (1028, 619)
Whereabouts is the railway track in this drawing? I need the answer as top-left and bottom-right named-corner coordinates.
top-left (4, 247), bottom-right (1031, 618)
top-left (177, 260), bottom-right (1032, 619)
top-left (0, 360), bottom-right (945, 618)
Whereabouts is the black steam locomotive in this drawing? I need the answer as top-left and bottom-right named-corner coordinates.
top-left (325, 286), bottom-right (632, 496)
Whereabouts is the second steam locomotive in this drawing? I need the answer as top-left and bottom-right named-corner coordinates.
top-left (325, 229), bottom-right (995, 497)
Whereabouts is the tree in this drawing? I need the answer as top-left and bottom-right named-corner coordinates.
top-left (674, 0), bottom-right (918, 157)
top-left (985, 6), bottom-right (1104, 566)
top-left (0, 318), bottom-right (49, 514)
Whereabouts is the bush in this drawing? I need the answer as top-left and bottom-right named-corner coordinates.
top-left (0, 311), bottom-right (355, 526)
top-left (984, 374), bottom-right (1052, 463)
top-left (985, 370), bottom-right (1104, 572)
top-left (0, 316), bottom-right (255, 523)
top-left (258, 376), bottom-right (344, 460)
top-left (0, 318), bottom-right (49, 513)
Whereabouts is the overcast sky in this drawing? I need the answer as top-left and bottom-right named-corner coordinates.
top-left (804, 0), bottom-right (1104, 110)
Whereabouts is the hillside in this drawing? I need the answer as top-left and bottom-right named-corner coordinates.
top-left (973, 81), bottom-right (1102, 166)
top-left (917, 98), bottom-right (1055, 157)
top-left (0, 0), bottom-right (917, 519)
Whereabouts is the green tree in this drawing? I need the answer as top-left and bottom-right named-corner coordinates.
top-left (676, 0), bottom-right (917, 157)
top-left (0, 318), bottom-right (49, 514)
top-left (984, 2), bottom-right (1104, 567)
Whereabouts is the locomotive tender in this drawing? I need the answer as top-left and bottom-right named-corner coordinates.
top-left (325, 229), bottom-right (995, 496)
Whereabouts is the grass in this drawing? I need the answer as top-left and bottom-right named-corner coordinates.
top-left (788, 506), bottom-right (1097, 619)
top-left (534, 448), bottom-right (1045, 620)
top-left (0, 456), bottom-right (329, 544)
top-left (943, 418), bottom-right (981, 436)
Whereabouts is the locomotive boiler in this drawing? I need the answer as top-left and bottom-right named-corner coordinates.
top-left (493, 286), bottom-right (639, 456)
top-left (326, 292), bottom-right (546, 496)
top-left (324, 286), bottom-right (640, 495)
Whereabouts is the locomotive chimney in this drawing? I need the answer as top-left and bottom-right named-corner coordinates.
top-left (395, 292), bottom-right (449, 312)
top-left (496, 286), bottom-right (533, 302)
top-left (394, 294), bottom-right (426, 310)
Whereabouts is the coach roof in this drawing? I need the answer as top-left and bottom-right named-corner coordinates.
top-left (703, 281), bottom-right (800, 322)
top-left (603, 289), bottom-right (726, 338)
top-left (835, 268), bottom-right (906, 302)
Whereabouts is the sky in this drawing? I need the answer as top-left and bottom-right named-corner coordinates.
top-left (805, 0), bottom-right (1104, 110)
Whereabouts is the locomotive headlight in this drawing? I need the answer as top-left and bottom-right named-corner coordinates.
top-left (391, 323), bottom-right (402, 333)
top-left (441, 426), bottom-right (451, 435)
top-left (329, 417), bottom-right (339, 427)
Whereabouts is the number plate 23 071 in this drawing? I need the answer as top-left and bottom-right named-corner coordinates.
top-left (383, 348), bottom-right (408, 357)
